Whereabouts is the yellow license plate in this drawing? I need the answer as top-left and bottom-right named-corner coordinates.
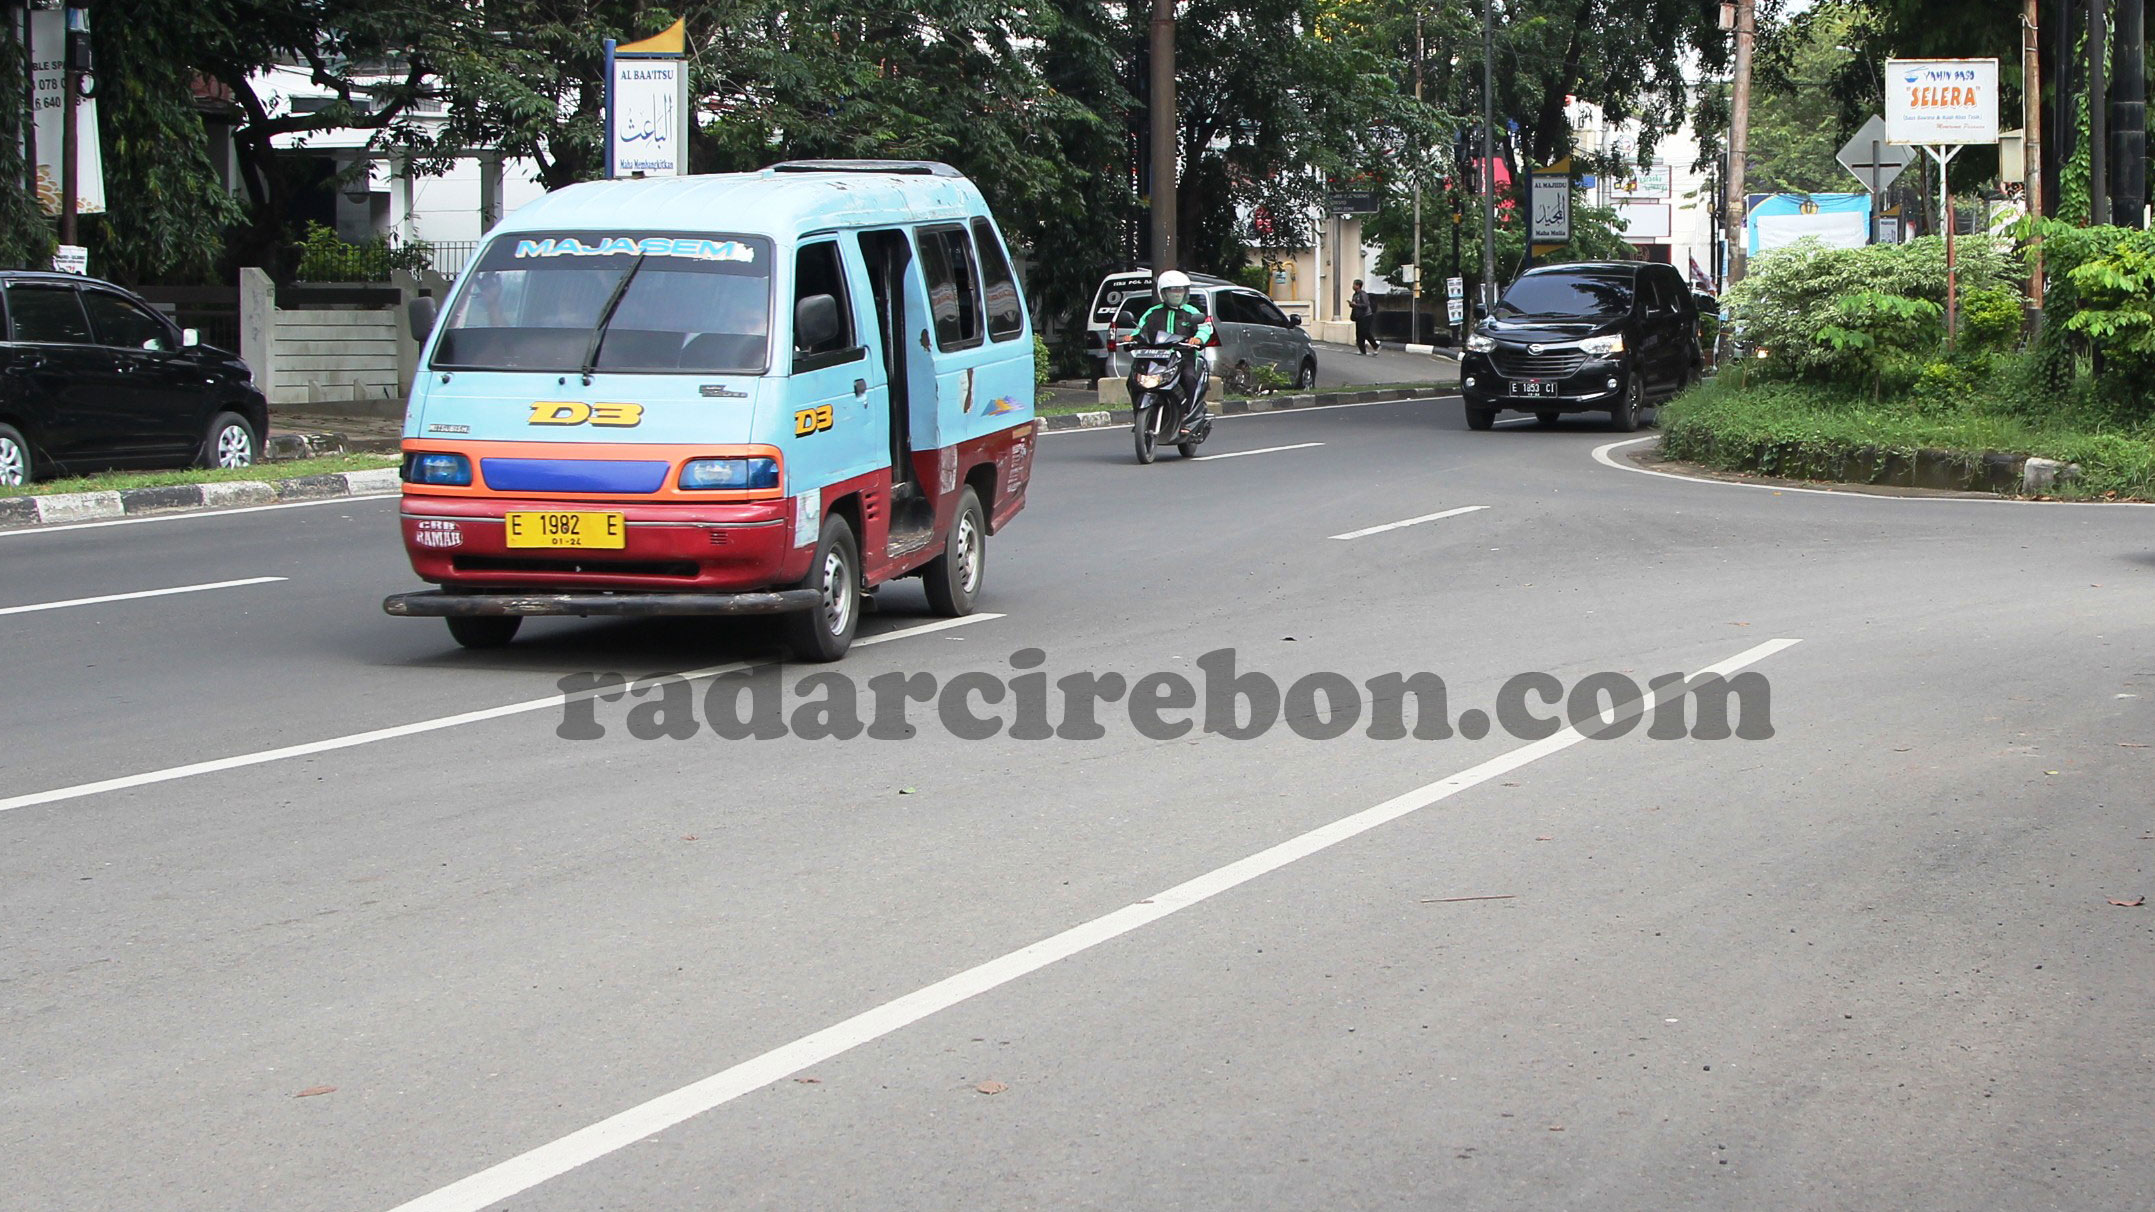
top-left (504, 511), bottom-right (626, 549)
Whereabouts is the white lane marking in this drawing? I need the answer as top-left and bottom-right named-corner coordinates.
top-left (1038, 394), bottom-right (1460, 437)
top-left (0, 613), bottom-right (1001, 816)
top-left (1591, 437), bottom-right (2155, 509)
top-left (1331, 505), bottom-right (1489, 541)
top-left (1191, 442), bottom-right (1324, 462)
top-left (383, 637), bottom-right (1802, 1212)
top-left (0, 576), bottom-right (288, 617)
top-left (0, 493), bottom-right (401, 539)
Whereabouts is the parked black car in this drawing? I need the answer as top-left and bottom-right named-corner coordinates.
top-left (1459, 261), bottom-right (1702, 432)
top-left (0, 272), bottom-right (268, 486)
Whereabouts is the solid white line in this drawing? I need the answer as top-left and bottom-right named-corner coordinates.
top-left (0, 613), bottom-right (1002, 816)
top-left (1191, 442), bottom-right (1324, 462)
top-left (1330, 505), bottom-right (1489, 541)
top-left (0, 576), bottom-right (288, 617)
top-left (1590, 437), bottom-right (2155, 509)
top-left (382, 636), bottom-right (1802, 1212)
top-left (0, 493), bottom-right (401, 539)
top-left (1038, 394), bottom-right (1461, 438)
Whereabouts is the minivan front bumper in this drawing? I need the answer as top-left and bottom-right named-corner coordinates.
top-left (1460, 348), bottom-right (1631, 412)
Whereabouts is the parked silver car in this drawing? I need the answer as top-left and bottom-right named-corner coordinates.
top-left (1106, 283), bottom-right (1317, 393)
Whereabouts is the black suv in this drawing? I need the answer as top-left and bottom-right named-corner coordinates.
top-left (0, 272), bottom-right (268, 486)
top-left (1460, 261), bottom-right (1701, 431)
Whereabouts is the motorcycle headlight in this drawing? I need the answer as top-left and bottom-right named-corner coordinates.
top-left (1580, 335), bottom-right (1625, 357)
top-left (1465, 332), bottom-right (1495, 353)
top-left (1135, 370), bottom-right (1172, 389)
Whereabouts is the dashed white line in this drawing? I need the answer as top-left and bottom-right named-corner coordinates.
top-left (1191, 441), bottom-right (1324, 462)
top-left (381, 636), bottom-right (1802, 1212)
top-left (0, 613), bottom-right (1002, 816)
top-left (1331, 505), bottom-right (1489, 541)
top-left (0, 576), bottom-right (288, 617)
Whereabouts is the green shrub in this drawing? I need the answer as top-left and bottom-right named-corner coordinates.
top-left (1960, 287), bottom-right (2024, 353)
top-left (1033, 333), bottom-right (1050, 388)
top-left (1726, 235), bottom-right (2013, 380)
top-left (293, 222), bottom-right (433, 283)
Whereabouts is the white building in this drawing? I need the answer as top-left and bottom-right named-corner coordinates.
top-left (1567, 98), bottom-right (1721, 287)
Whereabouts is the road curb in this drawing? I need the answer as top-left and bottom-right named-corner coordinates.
top-left (1, 466), bottom-right (402, 529)
top-left (1040, 385), bottom-right (1454, 432)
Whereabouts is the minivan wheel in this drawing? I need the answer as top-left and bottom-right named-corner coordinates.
top-left (1465, 403), bottom-right (1496, 431)
top-left (1610, 376), bottom-right (1644, 433)
top-left (922, 488), bottom-right (984, 617)
top-left (1297, 359), bottom-right (1317, 390)
top-left (0, 423), bottom-right (30, 486)
top-left (200, 411), bottom-right (257, 470)
top-left (1535, 411), bottom-right (1559, 426)
top-left (782, 515), bottom-right (861, 662)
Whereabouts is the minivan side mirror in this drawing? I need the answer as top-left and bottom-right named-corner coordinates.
top-left (795, 293), bottom-right (842, 352)
top-left (1473, 301), bottom-right (1489, 320)
top-left (181, 327), bottom-right (201, 348)
top-left (407, 295), bottom-right (439, 342)
top-left (1288, 313), bottom-right (1303, 327)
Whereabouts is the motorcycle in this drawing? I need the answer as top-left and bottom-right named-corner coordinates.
top-left (1126, 341), bottom-right (1212, 464)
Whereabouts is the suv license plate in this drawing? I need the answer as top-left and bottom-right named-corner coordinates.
top-left (504, 511), bottom-right (626, 549)
top-left (1509, 380), bottom-right (1554, 397)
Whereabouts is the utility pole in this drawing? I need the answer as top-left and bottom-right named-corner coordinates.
top-left (1722, 0), bottom-right (1755, 286)
top-left (58, 2), bottom-right (83, 248)
top-left (2091, 0), bottom-right (2109, 226)
top-left (1147, 0), bottom-right (1177, 271)
top-left (1479, 0), bottom-right (1496, 307)
top-left (2027, 0), bottom-right (2046, 306)
top-left (2114, 0), bottom-right (2146, 226)
top-left (1411, 6), bottom-right (1423, 344)
top-left (21, 2), bottom-right (35, 212)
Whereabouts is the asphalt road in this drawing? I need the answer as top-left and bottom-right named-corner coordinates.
top-left (4, 395), bottom-right (2152, 1211)
top-left (1310, 340), bottom-right (1456, 389)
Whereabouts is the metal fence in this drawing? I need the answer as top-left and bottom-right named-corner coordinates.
top-left (427, 241), bottom-right (480, 279)
top-left (137, 286), bottom-right (241, 353)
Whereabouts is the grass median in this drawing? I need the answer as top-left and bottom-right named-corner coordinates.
top-left (1659, 373), bottom-right (2155, 500)
top-left (1, 453), bottom-right (401, 499)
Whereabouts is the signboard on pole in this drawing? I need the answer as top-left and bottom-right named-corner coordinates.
top-left (606, 19), bottom-right (691, 178)
top-left (29, 8), bottom-right (102, 216)
top-left (1445, 276), bottom-right (1463, 300)
top-left (51, 244), bottom-right (86, 274)
top-left (1836, 115), bottom-right (1913, 191)
top-left (1529, 172), bottom-right (1571, 242)
top-left (1612, 162), bottom-right (1672, 199)
top-left (1447, 298), bottom-right (1465, 324)
top-left (1884, 59), bottom-right (2000, 146)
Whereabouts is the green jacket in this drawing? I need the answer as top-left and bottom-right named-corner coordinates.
top-left (1132, 301), bottom-right (1214, 346)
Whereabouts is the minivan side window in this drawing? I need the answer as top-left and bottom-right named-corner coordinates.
top-left (8, 285), bottom-right (92, 344)
top-left (1252, 295), bottom-right (1295, 327)
top-left (917, 226), bottom-right (984, 351)
top-left (82, 291), bottom-right (175, 351)
top-left (971, 218), bottom-right (1025, 342)
top-left (1213, 292), bottom-right (1254, 325)
top-left (792, 240), bottom-right (860, 372)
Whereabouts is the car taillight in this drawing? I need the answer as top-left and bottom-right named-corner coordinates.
top-left (1205, 332), bottom-right (1221, 347)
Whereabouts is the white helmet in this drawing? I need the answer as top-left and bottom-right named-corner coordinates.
top-left (1156, 269), bottom-right (1192, 307)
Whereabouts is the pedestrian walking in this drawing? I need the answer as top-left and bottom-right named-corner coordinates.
top-left (1350, 280), bottom-right (1377, 355)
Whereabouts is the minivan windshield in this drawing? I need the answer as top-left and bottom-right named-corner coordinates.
top-left (1495, 271), bottom-right (1634, 319)
top-left (431, 232), bottom-right (774, 374)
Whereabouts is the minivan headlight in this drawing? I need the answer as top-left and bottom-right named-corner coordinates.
top-left (403, 452), bottom-right (472, 486)
top-left (1580, 334), bottom-right (1625, 357)
top-left (679, 457), bottom-right (780, 491)
top-left (1465, 332), bottom-right (1495, 353)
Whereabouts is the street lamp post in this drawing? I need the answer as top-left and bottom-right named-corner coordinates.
top-left (1411, 7), bottom-right (1424, 344)
top-left (1479, 0), bottom-right (1496, 308)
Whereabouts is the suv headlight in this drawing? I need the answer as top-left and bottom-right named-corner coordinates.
top-left (1465, 332), bottom-right (1495, 353)
top-left (1580, 334), bottom-right (1625, 357)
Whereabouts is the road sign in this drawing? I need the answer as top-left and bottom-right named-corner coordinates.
top-left (1445, 276), bottom-right (1463, 300)
top-left (1884, 59), bottom-right (2000, 146)
top-left (1529, 172), bottom-right (1570, 242)
top-left (1837, 116), bottom-right (1913, 192)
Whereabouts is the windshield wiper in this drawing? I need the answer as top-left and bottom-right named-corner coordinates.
top-left (580, 257), bottom-right (646, 385)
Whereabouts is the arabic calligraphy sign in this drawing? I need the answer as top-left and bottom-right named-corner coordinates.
top-left (607, 23), bottom-right (690, 178)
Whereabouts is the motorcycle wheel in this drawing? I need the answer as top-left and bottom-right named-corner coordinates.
top-left (1134, 405), bottom-right (1159, 464)
top-left (1177, 441), bottom-right (1201, 458)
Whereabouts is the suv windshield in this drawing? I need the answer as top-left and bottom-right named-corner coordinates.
top-left (1496, 271), bottom-right (1634, 319)
top-left (432, 232), bottom-right (773, 374)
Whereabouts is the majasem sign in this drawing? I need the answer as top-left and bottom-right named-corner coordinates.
top-left (1884, 58), bottom-right (1999, 146)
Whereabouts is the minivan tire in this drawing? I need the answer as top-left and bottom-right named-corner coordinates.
top-left (199, 411), bottom-right (258, 470)
top-left (1297, 359), bottom-right (1317, 390)
top-left (1610, 376), bottom-right (1644, 433)
top-left (1465, 404), bottom-right (1496, 431)
top-left (0, 422), bottom-right (30, 486)
top-left (922, 488), bottom-right (984, 617)
top-left (783, 515), bottom-right (861, 662)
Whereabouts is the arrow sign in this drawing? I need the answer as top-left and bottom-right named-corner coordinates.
top-left (1837, 116), bottom-right (1912, 192)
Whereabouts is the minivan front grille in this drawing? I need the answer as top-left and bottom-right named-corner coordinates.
top-left (1491, 345), bottom-right (1588, 378)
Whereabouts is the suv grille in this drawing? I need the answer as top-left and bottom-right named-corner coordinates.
top-left (1491, 345), bottom-right (1588, 378)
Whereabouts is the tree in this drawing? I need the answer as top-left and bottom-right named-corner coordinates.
top-left (1746, 0), bottom-right (1872, 195)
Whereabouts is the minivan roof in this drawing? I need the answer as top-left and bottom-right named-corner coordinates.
top-left (492, 167), bottom-right (993, 243)
top-left (1521, 261), bottom-right (1646, 275)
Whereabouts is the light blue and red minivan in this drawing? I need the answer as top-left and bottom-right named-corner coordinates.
top-left (384, 161), bottom-right (1038, 659)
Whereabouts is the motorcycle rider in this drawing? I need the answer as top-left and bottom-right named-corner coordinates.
top-left (1127, 270), bottom-right (1213, 433)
